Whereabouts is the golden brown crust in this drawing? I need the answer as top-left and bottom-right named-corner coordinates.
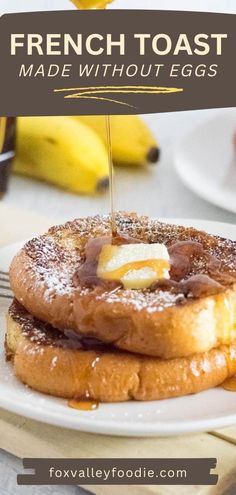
top-left (6, 301), bottom-right (236, 402)
top-left (74, 287), bottom-right (236, 358)
top-left (9, 213), bottom-right (236, 358)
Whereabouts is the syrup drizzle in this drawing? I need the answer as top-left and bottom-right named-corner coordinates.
top-left (222, 376), bottom-right (236, 392)
top-left (68, 3), bottom-right (113, 413)
top-left (68, 399), bottom-right (99, 411)
top-left (106, 115), bottom-right (117, 238)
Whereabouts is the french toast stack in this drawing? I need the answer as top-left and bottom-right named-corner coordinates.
top-left (6, 213), bottom-right (236, 402)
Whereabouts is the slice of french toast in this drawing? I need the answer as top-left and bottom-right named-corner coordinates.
top-left (6, 300), bottom-right (236, 402)
top-left (9, 212), bottom-right (236, 359)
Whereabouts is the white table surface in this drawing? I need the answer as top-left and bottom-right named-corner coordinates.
top-left (1, 1), bottom-right (236, 495)
top-left (0, 450), bottom-right (90, 495)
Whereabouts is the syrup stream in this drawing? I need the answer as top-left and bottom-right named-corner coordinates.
top-left (222, 376), bottom-right (236, 392)
top-left (66, 4), bottom-right (116, 412)
top-left (106, 115), bottom-right (117, 237)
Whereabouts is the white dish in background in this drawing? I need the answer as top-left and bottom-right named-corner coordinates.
top-left (1, 218), bottom-right (236, 437)
top-left (174, 110), bottom-right (236, 213)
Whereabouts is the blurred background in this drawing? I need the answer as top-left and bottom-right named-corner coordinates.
top-left (0, 0), bottom-right (236, 225)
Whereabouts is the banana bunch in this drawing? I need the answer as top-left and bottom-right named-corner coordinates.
top-left (14, 117), bottom-right (109, 194)
top-left (14, 115), bottom-right (160, 195)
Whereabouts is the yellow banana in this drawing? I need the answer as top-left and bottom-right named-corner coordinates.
top-left (71, 0), bottom-right (112, 9)
top-left (72, 116), bottom-right (160, 166)
top-left (14, 117), bottom-right (109, 195)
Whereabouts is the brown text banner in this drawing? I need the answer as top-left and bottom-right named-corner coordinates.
top-left (0, 10), bottom-right (235, 115)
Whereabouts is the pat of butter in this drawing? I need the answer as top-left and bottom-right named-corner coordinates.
top-left (97, 243), bottom-right (170, 289)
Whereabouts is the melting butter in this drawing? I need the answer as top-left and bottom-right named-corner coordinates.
top-left (97, 243), bottom-right (170, 289)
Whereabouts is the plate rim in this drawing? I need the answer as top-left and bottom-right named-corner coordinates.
top-left (174, 111), bottom-right (236, 214)
top-left (1, 390), bottom-right (236, 437)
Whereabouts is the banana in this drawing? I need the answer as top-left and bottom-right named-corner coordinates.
top-left (72, 116), bottom-right (160, 166)
top-left (71, 0), bottom-right (112, 9)
top-left (14, 117), bottom-right (109, 195)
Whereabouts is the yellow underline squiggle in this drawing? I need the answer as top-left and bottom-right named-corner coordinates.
top-left (66, 95), bottom-right (135, 107)
top-left (54, 85), bottom-right (183, 93)
top-left (54, 85), bottom-right (183, 107)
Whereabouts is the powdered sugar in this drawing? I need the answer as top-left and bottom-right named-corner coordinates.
top-left (16, 212), bottom-right (236, 312)
top-left (24, 235), bottom-right (78, 301)
top-left (97, 288), bottom-right (185, 313)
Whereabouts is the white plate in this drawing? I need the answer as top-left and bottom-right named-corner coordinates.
top-left (1, 218), bottom-right (236, 437)
top-left (174, 109), bottom-right (236, 213)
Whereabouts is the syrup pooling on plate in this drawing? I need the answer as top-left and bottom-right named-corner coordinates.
top-left (68, 399), bottom-right (99, 411)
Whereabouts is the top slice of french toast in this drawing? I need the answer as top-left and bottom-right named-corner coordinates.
top-left (9, 212), bottom-right (236, 358)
